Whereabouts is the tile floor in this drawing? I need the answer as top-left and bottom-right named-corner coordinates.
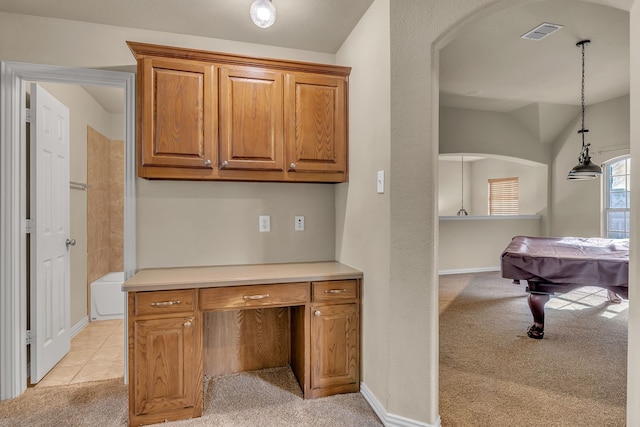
top-left (35, 319), bottom-right (125, 387)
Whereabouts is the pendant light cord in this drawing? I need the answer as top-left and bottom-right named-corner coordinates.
top-left (567, 39), bottom-right (601, 179)
top-left (580, 40), bottom-right (586, 149)
top-left (461, 155), bottom-right (464, 209)
top-left (457, 156), bottom-right (468, 215)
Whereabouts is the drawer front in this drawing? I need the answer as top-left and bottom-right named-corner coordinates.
top-left (134, 289), bottom-right (195, 316)
top-left (200, 282), bottom-right (310, 311)
top-left (312, 280), bottom-right (358, 303)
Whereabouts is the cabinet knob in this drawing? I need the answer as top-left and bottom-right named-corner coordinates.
top-left (204, 159), bottom-right (212, 167)
top-left (289, 163), bottom-right (296, 170)
top-left (314, 310), bottom-right (321, 316)
top-left (220, 160), bottom-right (229, 169)
top-left (184, 320), bottom-right (192, 328)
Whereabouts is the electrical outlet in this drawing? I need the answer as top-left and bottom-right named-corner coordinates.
top-left (259, 215), bottom-right (270, 232)
top-left (294, 215), bottom-right (305, 231)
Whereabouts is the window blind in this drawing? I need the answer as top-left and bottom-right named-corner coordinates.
top-left (489, 177), bottom-right (519, 215)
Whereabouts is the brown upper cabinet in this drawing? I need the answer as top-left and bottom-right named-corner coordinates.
top-left (127, 41), bottom-right (351, 183)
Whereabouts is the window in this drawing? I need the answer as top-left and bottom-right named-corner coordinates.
top-left (604, 156), bottom-right (630, 238)
top-left (488, 177), bottom-right (519, 215)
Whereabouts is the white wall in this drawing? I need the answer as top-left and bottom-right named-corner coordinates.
top-left (440, 107), bottom-right (552, 165)
top-left (551, 95), bottom-right (630, 237)
top-left (439, 160), bottom-right (471, 215)
top-left (470, 158), bottom-right (547, 215)
top-left (439, 217), bottom-right (541, 273)
top-left (439, 158), bottom-right (547, 216)
top-left (335, 0), bottom-right (391, 415)
top-left (136, 180), bottom-right (335, 268)
top-left (628, 4), bottom-right (639, 423)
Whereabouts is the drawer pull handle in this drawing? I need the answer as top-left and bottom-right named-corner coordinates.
top-left (150, 300), bottom-right (181, 307)
top-left (184, 320), bottom-right (192, 328)
top-left (243, 293), bottom-right (270, 300)
top-left (314, 310), bottom-right (321, 316)
top-left (324, 289), bottom-right (348, 294)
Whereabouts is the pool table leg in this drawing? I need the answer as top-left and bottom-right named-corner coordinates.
top-left (527, 292), bottom-right (550, 339)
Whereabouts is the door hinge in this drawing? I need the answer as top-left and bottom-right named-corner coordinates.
top-left (25, 219), bottom-right (33, 234)
top-left (25, 108), bottom-right (32, 123)
top-left (26, 330), bottom-right (32, 346)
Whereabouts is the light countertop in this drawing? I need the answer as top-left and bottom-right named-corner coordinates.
top-left (123, 261), bottom-right (363, 292)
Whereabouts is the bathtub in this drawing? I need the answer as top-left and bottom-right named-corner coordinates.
top-left (90, 272), bottom-right (125, 321)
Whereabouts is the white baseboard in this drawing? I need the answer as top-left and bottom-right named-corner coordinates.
top-left (360, 382), bottom-right (441, 427)
top-left (438, 266), bottom-right (500, 275)
top-left (70, 316), bottom-right (89, 338)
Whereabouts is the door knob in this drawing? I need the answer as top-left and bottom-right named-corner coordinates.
top-left (66, 238), bottom-right (76, 249)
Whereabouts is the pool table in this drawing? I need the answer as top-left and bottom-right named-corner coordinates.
top-left (501, 236), bottom-right (629, 339)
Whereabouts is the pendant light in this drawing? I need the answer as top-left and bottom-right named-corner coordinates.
top-left (567, 39), bottom-right (602, 180)
top-left (250, 0), bottom-right (276, 29)
top-left (457, 156), bottom-right (468, 216)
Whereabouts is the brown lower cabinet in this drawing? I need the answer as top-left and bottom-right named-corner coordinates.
top-left (127, 278), bottom-right (360, 426)
top-left (128, 290), bottom-right (203, 426)
top-left (310, 303), bottom-right (359, 394)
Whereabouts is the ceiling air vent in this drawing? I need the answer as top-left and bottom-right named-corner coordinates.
top-left (521, 22), bottom-right (563, 41)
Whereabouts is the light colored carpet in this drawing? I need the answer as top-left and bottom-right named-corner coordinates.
top-left (0, 367), bottom-right (382, 426)
top-left (440, 271), bottom-right (628, 426)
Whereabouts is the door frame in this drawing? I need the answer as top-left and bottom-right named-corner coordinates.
top-left (0, 61), bottom-right (136, 399)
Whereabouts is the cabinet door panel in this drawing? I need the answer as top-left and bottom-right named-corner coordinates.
top-left (141, 58), bottom-right (215, 169)
top-left (310, 303), bottom-right (359, 390)
top-left (133, 316), bottom-right (196, 415)
top-left (285, 74), bottom-right (347, 173)
top-left (219, 67), bottom-right (283, 171)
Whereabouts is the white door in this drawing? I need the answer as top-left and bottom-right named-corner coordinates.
top-left (29, 83), bottom-right (71, 383)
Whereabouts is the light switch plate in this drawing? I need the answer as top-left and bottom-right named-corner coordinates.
top-left (377, 170), bottom-right (385, 194)
top-left (294, 215), bottom-right (305, 231)
top-left (259, 215), bottom-right (270, 232)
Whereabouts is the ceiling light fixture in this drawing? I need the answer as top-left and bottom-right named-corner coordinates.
top-left (567, 40), bottom-right (602, 180)
top-left (250, 0), bottom-right (276, 29)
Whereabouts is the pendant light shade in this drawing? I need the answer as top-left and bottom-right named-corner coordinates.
top-left (250, 0), bottom-right (276, 28)
top-left (567, 40), bottom-right (602, 180)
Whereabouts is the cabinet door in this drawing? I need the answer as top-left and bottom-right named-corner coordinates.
top-left (133, 316), bottom-right (198, 416)
top-left (310, 303), bottom-right (359, 390)
top-left (285, 73), bottom-right (347, 174)
top-left (140, 57), bottom-right (216, 169)
top-left (219, 67), bottom-right (284, 171)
